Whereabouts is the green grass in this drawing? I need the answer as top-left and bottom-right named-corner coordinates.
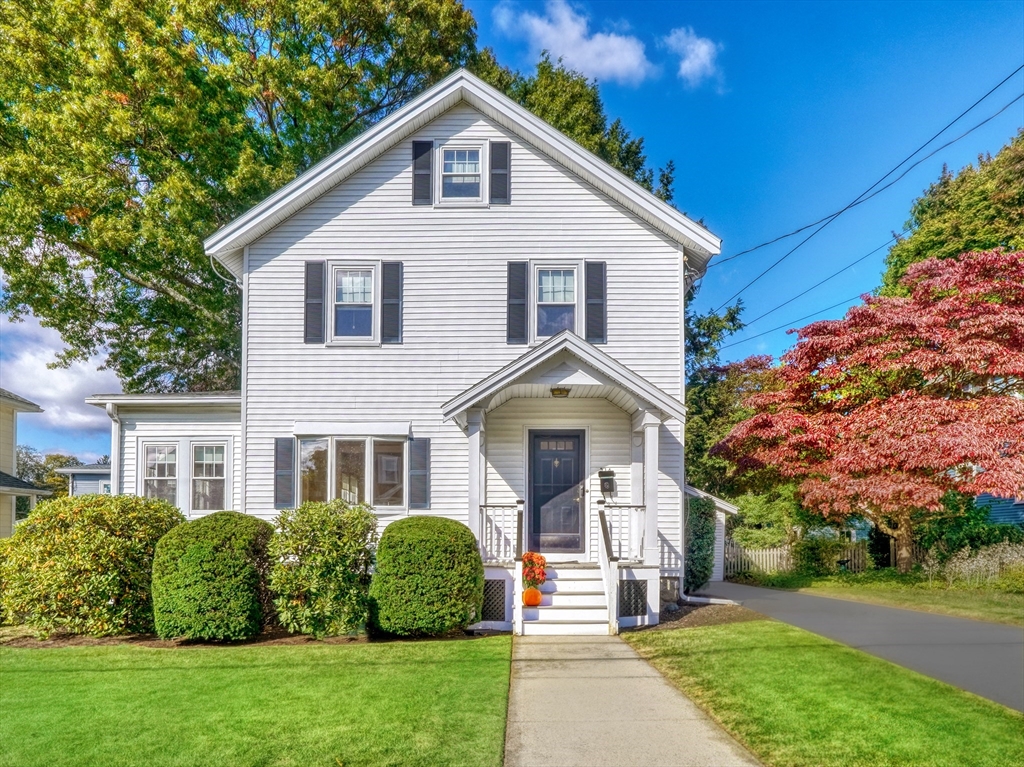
top-left (732, 569), bottom-right (1024, 627)
top-left (625, 620), bottom-right (1024, 767)
top-left (0, 636), bottom-right (511, 767)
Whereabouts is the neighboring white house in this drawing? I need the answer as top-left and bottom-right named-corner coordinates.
top-left (0, 388), bottom-right (51, 537)
top-left (88, 69), bottom-right (734, 634)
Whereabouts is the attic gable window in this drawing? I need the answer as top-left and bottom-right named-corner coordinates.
top-left (327, 262), bottom-right (380, 345)
top-left (441, 147), bottom-right (481, 200)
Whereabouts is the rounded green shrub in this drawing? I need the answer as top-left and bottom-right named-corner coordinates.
top-left (684, 496), bottom-right (716, 593)
top-left (270, 500), bottom-right (378, 638)
top-left (369, 516), bottom-right (483, 636)
top-left (152, 511), bottom-right (274, 640)
top-left (0, 495), bottom-right (184, 636)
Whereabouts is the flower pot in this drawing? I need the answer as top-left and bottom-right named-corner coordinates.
top-left (523, 586), bottom-right (543, 607)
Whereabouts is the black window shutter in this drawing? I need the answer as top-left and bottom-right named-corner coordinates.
top-left (304, 261), bottom-right (326, 344)
top-left (490, 142), bottom-right (511, 204)
top-left (585, 261), bottom-right (607, 344)
top-left (412, 141), bottom-right (433, 205)
top-left (409, 438), bottom-right (431, 509)
top-left (274, 438), bottom-right (295, 509)
top-left (507, 262), bottom-right (528, 344)
top-left (381, 262), bottom-right (403, 344)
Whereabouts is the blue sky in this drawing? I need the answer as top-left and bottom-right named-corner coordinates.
top-left (2, 0), bottom-right (1023, 459)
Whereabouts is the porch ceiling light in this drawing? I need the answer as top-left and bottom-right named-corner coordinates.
top-left (550, 386), bottom-right (571, 398)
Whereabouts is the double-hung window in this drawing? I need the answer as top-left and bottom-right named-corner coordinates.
top-left (192, 445), bottom-right (226, 511)
top-left (143, 445), bottom-right (177, 504)
top-left (537, 268), bottom-right (577, 337)
top-left (334, 268), bottom-right (374, 339)
top-left (441, 147), bottom-right (481, 200)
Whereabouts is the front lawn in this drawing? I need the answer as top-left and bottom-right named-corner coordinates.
top-left (732, 569), bottom-right (1024, 627)
top-left (0, 636), bottom-right (511, 767)
top-left (625, 620), bottom-right (1024, 767)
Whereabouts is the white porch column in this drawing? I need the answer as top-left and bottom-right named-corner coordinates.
top-left (637, 410), bottom-right (661, 566)
top-left (466, 408), bottom-right (485, 539)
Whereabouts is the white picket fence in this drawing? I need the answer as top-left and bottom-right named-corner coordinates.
top-left (724, 539), bottom-right (870, 576)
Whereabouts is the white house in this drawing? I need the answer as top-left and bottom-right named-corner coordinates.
top-left (88, 69), bottom-right (735, 634)
top-left (0, 388), bottom-right (51, 537)
top-left (54, 464), bottom-right (113, 497)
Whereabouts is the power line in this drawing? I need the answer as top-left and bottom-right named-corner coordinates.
top-left (720, 293), bottom-right (866, 351)
top-left (711, 87), bottom-right (1024, 272)
top-left (706, 63), bottom-right (1024, 293)
top-left (741, 232), bottom-right (905, 327)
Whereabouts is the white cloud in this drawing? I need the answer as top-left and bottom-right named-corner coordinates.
top-left (494, 0), bottom-right (656, 86)
top-left (664, 26), bottom-right (723, 89)
top-left (0, 313), bottom-right (121, 438)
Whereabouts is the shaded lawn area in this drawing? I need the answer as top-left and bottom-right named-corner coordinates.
top-left (733, 570), bottom-right (1024, 627)
top-left (0, 636), bottom-right (511, 767)
top-left (625, 620), bottom-right (1024, 767)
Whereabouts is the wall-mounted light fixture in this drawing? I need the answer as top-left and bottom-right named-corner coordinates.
top-left (550, 387), bottom-right (571, 398)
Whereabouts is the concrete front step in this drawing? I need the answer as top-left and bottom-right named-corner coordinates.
top-left (524, 605), bottom-right (610, 622)
top-left (544, 565), bottom-right (602, 581)
top-left (538, 578), bottom-right (605, 593)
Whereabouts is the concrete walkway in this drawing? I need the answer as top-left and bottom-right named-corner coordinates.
top-left (504, 636), bottom-right (760, 767)
top-left (700, 581), bottom-right (1024, 711)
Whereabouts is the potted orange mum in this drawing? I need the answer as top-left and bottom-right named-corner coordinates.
top-left (522, 551), bottom-right (547, 606)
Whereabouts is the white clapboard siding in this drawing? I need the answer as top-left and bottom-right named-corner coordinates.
top-left (243, 102), bottom-right (686, 535)
top-left (0, 407), bottom-right (16, 475)
top-left (118, 407), bottom-right (242, 517)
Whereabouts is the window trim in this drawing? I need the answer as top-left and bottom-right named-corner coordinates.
top-left (530, 260), bottom-right (584, 343)
top-left (327, 260), bottom-right (381, 346)
top-left (294, 434), bottom-right (409, 510)
top-left (190, 442), bottom-right (228, 513)
top-left (434, 139), bottom-right (489, 207)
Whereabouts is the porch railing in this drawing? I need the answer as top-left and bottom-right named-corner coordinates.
top-left (479, 503), bottom-right (522, 564)
top-left (597, 508), bottom-right (619, 635)
top-left (601, 503), bottom-right (646, 562)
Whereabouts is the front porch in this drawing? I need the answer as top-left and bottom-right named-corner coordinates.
top-left (442, 332), bottom-right (686, 635)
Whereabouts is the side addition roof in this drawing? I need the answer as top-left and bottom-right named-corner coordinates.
top-left (54, 464), bottom-right (113, 476)
top-left (685, 485), bottom-right (739, 515)
top-left (0, 470), bottom-right (50, 496)
top-left (204, 68), bottom-right (721, 282)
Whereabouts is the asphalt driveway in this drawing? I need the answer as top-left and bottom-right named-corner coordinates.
top-left (699, 581), bottom-right (1024, 711)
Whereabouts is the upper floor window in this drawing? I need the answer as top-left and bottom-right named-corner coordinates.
top-left (335, 268), bottom-right (374, 338)
top-left (537, 268), bottom-right (577, 337)
top-left (441, 147), bottom-right (481, 200)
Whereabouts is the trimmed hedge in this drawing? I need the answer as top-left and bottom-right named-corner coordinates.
top-left (152, 511), bottom-right (274, 640)
top-left (370, 516), bottom-right (483, 636)
top-left (684, 496), bottom-right (716, 593)
top-left (270, 500), bottom-right (378, 638)
top-left (0, 495), bottom-right (184, 636)
top-left (793, 536), bottom-right (847, 576)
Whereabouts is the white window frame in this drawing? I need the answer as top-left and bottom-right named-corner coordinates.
top-left (434, 140), bottom-right (489, 206)
top-left (190, 443), bottom-right (229, 513)
top-left (327, 261), bottom-right (381, 346)
top-left (140, 443), bottom-right (179, 506)
top-left (530, 260), bottom-right (584, 343)
top-left (295, 435), bottom-right (409, 510)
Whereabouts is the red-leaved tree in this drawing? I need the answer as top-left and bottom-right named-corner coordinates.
top-left (713, 250), bottom-right (1024, 572)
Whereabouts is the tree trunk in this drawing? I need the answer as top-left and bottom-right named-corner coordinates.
top-left (894, 517), bottom-right (915, 574)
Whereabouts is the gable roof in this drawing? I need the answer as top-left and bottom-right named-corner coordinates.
top-left (0, 388), bottom-right (43, 413)
top-left (685, 485), bottom-right (739, 515)
top-left (441, 331), bottom-right (687, 423)
top-left (54, 464), bottom-right (112, 476)
top-left (204, 69), bottom-right (721, 280)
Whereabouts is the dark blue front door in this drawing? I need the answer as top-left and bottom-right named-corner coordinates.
top-left (529, 431), bottom-right (585, 552)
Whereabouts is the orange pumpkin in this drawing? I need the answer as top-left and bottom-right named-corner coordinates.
top-left (522, 587), bottom-right (543, 607)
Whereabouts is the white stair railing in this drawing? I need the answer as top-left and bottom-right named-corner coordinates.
top-left (596, 501), bottom-right (619, 635)
top-left (603, 504), bottom-right (646, 562)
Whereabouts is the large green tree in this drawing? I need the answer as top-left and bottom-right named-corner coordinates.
top-left (0, 0), bottom-right (477, 391)
top-left (880, 129), bottom-right (1024, 293)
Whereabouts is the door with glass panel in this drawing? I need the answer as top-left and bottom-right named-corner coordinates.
top-left (529, 431), bottom-right (585, 553)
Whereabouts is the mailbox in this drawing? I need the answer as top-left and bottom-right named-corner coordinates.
top-left (598, 468), bottom-right (616, 497)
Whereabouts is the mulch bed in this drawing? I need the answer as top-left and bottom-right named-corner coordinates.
top-left (623, 601), bottom-right (764, 633)
top-left (0, 624), bottom-right (504, 649)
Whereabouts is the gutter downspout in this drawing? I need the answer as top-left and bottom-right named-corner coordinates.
top-left (106, 403), bottom-right (121, 495)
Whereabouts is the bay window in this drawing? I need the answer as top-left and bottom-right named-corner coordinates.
top-left (298, 436), bottom-right (405, 507)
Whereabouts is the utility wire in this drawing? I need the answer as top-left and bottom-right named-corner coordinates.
top-left (720, 293), bottom-right (866, 350)
top-left (711, 87), bottom-right (1024, 271)
top-left (739, 234), bottom-right (901, 326)
top-left (708, 61), bottom-right (1024, 290)
top-left (712, 88), bottom-right (1024, 311)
